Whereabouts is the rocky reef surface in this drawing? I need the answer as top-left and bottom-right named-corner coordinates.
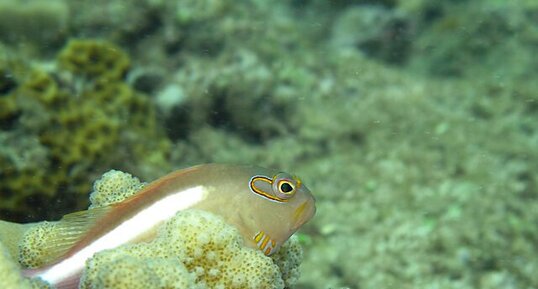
top-left (0, 0), bottom-right (537, 288)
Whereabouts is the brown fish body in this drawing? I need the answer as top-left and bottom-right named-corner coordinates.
top-left (22, 164), bottom-right (316, 288)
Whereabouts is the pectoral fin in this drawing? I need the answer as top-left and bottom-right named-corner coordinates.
top-left (253, 231), bottom-right (278, 256)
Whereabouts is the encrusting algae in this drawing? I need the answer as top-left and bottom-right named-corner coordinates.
top-left (0, 40), bottom-right (171, 222)
top-left (0, 164), bottom-right (315, 289)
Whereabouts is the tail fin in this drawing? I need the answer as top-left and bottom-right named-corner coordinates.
top-left (0, 220), bottom-right (32, 260)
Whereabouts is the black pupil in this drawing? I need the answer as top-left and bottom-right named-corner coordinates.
top-left (280, 182), bottom-right (293, 193)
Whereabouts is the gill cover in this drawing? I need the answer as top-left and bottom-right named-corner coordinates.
top-left (249, 172), bottom-right (301, 202)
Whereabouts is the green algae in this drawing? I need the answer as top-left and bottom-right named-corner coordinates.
top-left (0, 40), bottom-right (170, 222)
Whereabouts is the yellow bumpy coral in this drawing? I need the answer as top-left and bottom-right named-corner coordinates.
top-left (80, 210), bottom-right (302, 289)
top-left (18, 222), bottom-right (60, 269)
top-left (89, 170), bottom-right (146, 209)
top-left (0, 240), bottom-right (51, 289)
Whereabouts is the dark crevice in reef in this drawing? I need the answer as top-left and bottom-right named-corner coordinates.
top-left (0, 70), bottom-right (18, 95)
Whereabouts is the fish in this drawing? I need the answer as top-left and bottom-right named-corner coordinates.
top-left (11, 164), bottom-right (316, 289)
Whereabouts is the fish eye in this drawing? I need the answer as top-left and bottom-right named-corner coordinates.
top-left (272, 172), bottom-right (298, 200)
top-left (250, 173), bottom-right (298, 202)
top-left (279, 181), bottom-right (294, 194)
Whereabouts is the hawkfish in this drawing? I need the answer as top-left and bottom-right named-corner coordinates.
top-left (13, 164), bottom-right (316, 289)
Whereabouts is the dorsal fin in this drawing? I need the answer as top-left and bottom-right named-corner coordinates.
top-left (21, 206), bottom-right (112, 268)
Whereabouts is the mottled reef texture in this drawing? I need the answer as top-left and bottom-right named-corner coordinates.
top-left (0, 0), bottom-right (537, 288)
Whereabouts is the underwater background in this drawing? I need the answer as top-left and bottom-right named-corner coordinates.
top-left (0, 0), bottom-right (537, 288)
